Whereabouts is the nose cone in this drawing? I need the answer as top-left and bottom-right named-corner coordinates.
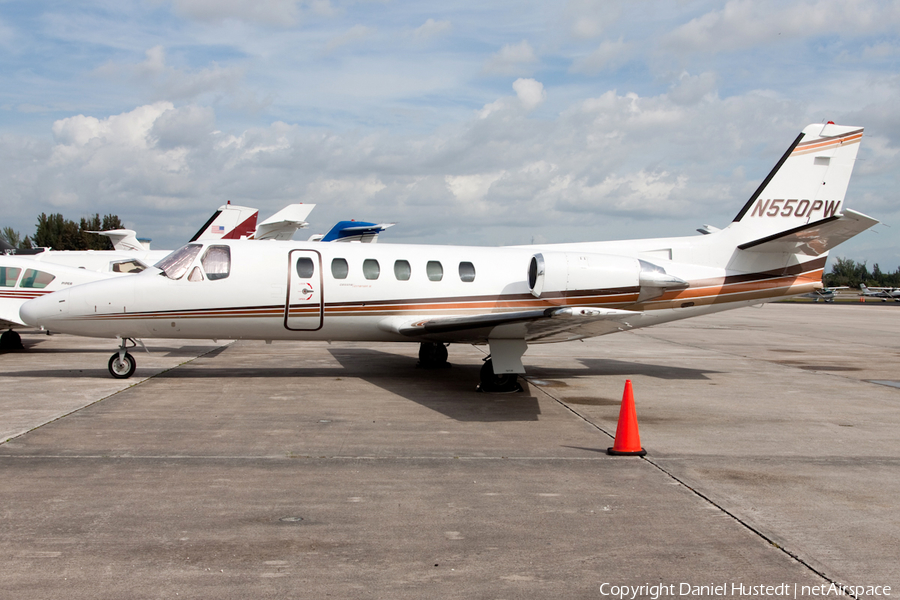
top-left (19, 292), bottom-right (64, 328)
top-left (19, 297), bottom-right (41, 327)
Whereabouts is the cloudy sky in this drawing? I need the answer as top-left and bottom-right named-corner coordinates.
top-left (2, 0), bottom-right (899, 268)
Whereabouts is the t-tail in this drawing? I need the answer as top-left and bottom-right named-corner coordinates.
top-left (189, 202), bottom-right (259, 242)
top-left (723, 123), bottom-right (877, 257)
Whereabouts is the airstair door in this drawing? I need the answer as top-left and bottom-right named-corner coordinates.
top-left (285, 249), bottom-right (323, 331)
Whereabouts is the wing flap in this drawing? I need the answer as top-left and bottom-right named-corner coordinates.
top-left (738, 209), bottom-right (879, 256)
top-left (380, 306), bottom-right (641, 344)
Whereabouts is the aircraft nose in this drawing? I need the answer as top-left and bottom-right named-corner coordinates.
top-left (19, 291), bottom-right (66, 328)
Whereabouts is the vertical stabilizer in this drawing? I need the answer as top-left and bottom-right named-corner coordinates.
top-left (190, 203), bottom-right (259, 242)
top-left (729, 123), bottom-right (863, 242)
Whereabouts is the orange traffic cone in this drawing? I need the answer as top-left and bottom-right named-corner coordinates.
top-left (607, 380), bottom-right (647, 456)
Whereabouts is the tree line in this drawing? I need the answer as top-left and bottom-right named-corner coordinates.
top-left (1, 213), bottom-right (124, 251)
top-left (824, 257), bottom-right (900, 289)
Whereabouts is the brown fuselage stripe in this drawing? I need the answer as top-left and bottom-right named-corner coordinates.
top-left (72, 260), bottom-right (826, 322)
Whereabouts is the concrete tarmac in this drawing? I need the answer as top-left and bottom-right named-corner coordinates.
top-left (1, 303), bottom-right (898, 599)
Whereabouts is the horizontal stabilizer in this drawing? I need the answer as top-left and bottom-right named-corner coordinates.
top-left (86, 229), bottom-right (146, 251)
top-left (380, 306), bottom-right (640, 344)
top-left (738, 209), bottom-right (879, 255)
top-left (316, 221), bottom-right (395, 243)
top-left (254, 204), bottom-right (316, 240)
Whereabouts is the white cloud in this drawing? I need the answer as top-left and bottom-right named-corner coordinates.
top-left (668, 72), bottom-right (718, 106)
top-left (413, 18), bottom-right (452, 40)
top-left (0, 17), bottom-right (17, 49)
top-left (165, 0), bottom-right (303, 26)
top-left (483, 40), bottom-right (539, 76)
top-left (478, 78), bottom-right (546, 118)
top-left (52, 102), bottom-right (174, 149)
top-left (325, 24), bottom-right (375, 53)
top-left (566, 0), bottom-right (622, 39)
top-left (663, 0), bottom-right (900, 54)
top-left (570, 37), bottom-right (630, 74)
top-left (96, 46), bottom-right (245, 103)
top-left (445, 172), bottom-right (505, 206)
top-left (512, 78), bottom-right (546, 111)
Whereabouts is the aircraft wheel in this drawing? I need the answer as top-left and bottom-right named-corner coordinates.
top-left (108, 352), bottom-right (136, 379)
top-left (478, 359), bottom-right (521, 393)
top-left (0, 329), bottom-right (24, 350)
top-left (417, 342), bottom-right (449, 368)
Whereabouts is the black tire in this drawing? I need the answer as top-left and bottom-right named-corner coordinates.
top-left (0, 329), bottom-right (24, 350)
top-left (479, 359), bottom-right (520, 393)
top-left (108, 352), bottom-right (136, 379)
top-left (417, 342), bottom-right (449, 368)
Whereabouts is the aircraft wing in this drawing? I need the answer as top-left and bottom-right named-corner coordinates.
top-left (0, 304), bottom-right (26, 327)
top-left (738, 209), bottom-right (879, 255)
top-left (380, 306), bottom-right (641, 344)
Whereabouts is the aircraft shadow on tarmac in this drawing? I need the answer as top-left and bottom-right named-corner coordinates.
top-left (528, 358), bottom-right (721, 381)
top-left (145, 346), bottom-right (543, 422)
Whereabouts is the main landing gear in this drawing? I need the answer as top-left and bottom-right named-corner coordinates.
top-left (478, 358), bottom-right (523, 394)
top-left (108, 338), bottom-right (141, 379)
top-left (0, 329), bottom-right (24, 350)
top-left (417, 342), bottom-right (450, 368)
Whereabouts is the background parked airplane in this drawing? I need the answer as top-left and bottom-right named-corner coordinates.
top-left (800, 286), bottom-right (848, 302)
top-left (859, 284), bottom-right (900, 301)
top-left (2, 203), bottom-right (391, 348)
top-left (19, 123), bottom-right (880, 390)
top-left (0, 203), bottom-right (256, 348)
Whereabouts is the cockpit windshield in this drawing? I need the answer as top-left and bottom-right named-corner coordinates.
top-left (155, 244), bottom-right (202, 280)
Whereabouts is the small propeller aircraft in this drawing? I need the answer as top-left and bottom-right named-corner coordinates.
top-left (859, 284), bottom-right (900, 302)
top-left (800, 286), bottom-right (848, 302)
top-left (20, 123), bottom-right (879, 391)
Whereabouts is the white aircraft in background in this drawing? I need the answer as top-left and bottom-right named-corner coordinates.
top-left (308, 220), bottom-right (395, 243)
top-left (0, 202), bottom-right (387, 348)
top-left (859, 284), bottom-right (900, 301)
top-left (800, 286), bottom-right (848, 302)
top-left (0, 203), bottom-right (258, 348)
top-left (21, 123), bottom-right (879, 391)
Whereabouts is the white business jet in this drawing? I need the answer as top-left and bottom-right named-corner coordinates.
top-left (20, 123), bottom-right (879, 391)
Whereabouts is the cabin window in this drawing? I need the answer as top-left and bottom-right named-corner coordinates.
top-left (110, 259), bottom-right (147, 274)
top-left (426, 261), bottom-right (443, 282)
top-left (295, 256), bottom-right (315, 279)
top-left (394, 260), bottom-right (411, 281)
top-left (19, 269), bottom-right (55, 289)
top-left (459, 262), bottom-right (476, 283)
top-left (202, 245), bottom-right (231, 280)
top-left (331, 258), bottom-right (349, 279)
top-left (156, 244), bottom-right (202, 280)
top-left (0, 267), bottom-right (21, 287)
top-left (188, 267), bottom-right (204, 282)
top-left (363, 259), bottom-right (380, 280)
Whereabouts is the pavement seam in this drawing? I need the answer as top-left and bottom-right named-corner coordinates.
top-left (0, 342), bottom-right (232, 446)
top-left (527, 377), bottom-right (859, 599)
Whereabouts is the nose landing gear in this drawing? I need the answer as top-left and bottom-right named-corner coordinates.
top-left (107, 337), bottom-right (142, 379)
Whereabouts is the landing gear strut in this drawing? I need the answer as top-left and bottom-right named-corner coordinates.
top-left (478, 358), bottom-right (522, 393)
top-left (108, 338), bottom-right (139, 379)
top-left (417, 342), bottom-right (450, 368)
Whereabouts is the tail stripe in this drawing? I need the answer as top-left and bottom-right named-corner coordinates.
top-left (732, 132), bottom-right (805, 222)
top-left (791, 129), bottom-right (863, 156)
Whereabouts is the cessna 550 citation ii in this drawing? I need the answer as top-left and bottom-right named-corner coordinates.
top-left (20, 123), bottom-right (879, 391)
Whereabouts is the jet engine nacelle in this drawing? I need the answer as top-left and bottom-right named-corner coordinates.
top-left (528, 252), bottom-right (688, 302)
